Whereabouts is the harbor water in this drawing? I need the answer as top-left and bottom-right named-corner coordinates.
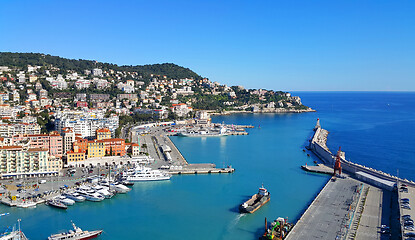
top-left (1, 92), bottom-right (414, 240)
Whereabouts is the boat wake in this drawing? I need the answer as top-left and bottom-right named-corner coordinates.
top-left (228, 213), bottom-right (246, 230)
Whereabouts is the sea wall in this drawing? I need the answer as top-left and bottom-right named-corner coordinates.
top-left (309, 123), bottom-right (415, 189)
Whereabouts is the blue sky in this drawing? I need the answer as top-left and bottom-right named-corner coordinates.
top-left (0, 0), bottom-right (414, 91)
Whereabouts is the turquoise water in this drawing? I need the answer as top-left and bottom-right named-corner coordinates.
top-left (1, 92), bottom-right (414, 239)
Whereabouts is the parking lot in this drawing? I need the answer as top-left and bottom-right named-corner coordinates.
top-left (398, 182), bottom-right (415, 238)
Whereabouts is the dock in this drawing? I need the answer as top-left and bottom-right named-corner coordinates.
top-left (301, 164), bottom-right (333, 175)
top-left (168, 164), bottom-right (234, 175)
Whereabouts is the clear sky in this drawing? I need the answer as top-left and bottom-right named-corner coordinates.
top-left (0, 0), bottom-right (414, 91)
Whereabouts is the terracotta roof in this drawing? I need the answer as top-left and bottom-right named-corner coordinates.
top-left (28, 148), bottom-right (48, 152)
top-left (0, 146), bottom-right (23, 150)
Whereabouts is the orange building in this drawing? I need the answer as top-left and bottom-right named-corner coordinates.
top-left (102, 138), bottom-right (125, 156)
top-left (73, 137), bottom-right (88, 153)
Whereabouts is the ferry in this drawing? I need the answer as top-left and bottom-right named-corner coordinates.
top-left (177, 126), bottom-right (228, 137)
top-left (123, 166), bottom-right (171, 182)
top-left (48, 222), bottom-right (102, 240)
top-left (261, 217), bottom-right (293, 240)
top-left (239, 185), bottom-right (270, 213)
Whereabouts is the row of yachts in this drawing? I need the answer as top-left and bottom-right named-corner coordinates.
top-left (46, 166), bottom-right (171, 209)
top-left (47, 181), bottom-right (132, 209)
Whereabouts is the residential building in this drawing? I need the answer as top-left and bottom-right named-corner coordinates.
top-left (0, 123), bottom-right (41, 137)
top-left (0, 146), bottom-right (60, 177)
top-left (96, 128), bottom-right (111, 140)
top-left (11, 132), bottom-right (63, 158)
top-left (62, 127), bottom-right (75, 154)
top-left (87, 139), bottom-right (105, 158)
top-left (102, 138), bottom-right (125, 156)
top-left (66, 145), bottom-right (85, 166)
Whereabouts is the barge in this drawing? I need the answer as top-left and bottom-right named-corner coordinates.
top-left (239, 185), bottom-right (270, 213)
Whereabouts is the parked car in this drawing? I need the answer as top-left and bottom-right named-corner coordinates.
top-left (405, 232), bottom-right (415, 237)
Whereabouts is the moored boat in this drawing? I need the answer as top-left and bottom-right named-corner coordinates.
top-left (54, 196), bottom-right (75, 206)
top-left (239, 185), bottom-right (270, 213)
top-left (48, 222), bottom-right (102, 240)
top-left (63, 192), bottom-right (86, 202)
top-left (261, 217), bottom-right (293, 240)
top-left (46, 200), bottom-right (67, 210)
top-left (123, 166), bottom-right (171, 182)
top-left (76, 190), bottom-right (105, 202)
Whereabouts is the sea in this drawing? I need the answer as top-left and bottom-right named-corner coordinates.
top-left (1, 92), bottom-right (414, 240)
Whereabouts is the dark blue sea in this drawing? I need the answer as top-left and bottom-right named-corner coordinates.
top-left (1, 92), bottom-right (414, 239)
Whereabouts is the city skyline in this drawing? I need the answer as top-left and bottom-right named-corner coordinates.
top-left (1, 0), bottom-right (414, 91)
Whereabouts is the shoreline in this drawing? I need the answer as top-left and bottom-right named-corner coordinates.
top-left (209, 108), bottom-right (315, 116)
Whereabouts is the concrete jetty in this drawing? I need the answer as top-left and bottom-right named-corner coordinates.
top-left (301, 164), bottom-right (333, 175)
top-left (132, 123), bottom-right (236, 176)
top-left (168, 164), bottom-right (235, 175)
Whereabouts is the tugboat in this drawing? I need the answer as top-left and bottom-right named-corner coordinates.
top-left (261, 217), bottom-right (293, 240)
top-left (46, 199), bottom-right (67, 210)
top-left (48, 222), bottom-right (102, 240)
top-left (239, 185), bottom-right (270, 213)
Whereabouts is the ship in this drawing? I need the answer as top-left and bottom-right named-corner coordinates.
top-left (122, 166), bottom-right (171, 182)
top-left (48, 222), bottom-right (102, 240)
top-left (177, 126), bottom-right (228, 137)
top-left (261, 217), bottom-right (293, 240)
top-left (239, 185), bottom-right (270, 213)
top-left (0, 215), bottom-right (29, 240)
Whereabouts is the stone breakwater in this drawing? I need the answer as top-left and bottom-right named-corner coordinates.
top-left (309, 122), bottom-right (415, 189)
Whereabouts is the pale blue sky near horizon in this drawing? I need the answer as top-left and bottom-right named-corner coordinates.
top-left (0, 0), bottom-right (414, 91)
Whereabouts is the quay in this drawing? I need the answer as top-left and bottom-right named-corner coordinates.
top-left (301, 164), bottom-right (333, 175)
top-left (168, 164), bottom-right (234, 175)
top-left (130, 121), bottom-right (241, 175)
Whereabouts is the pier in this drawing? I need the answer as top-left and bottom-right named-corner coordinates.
top-left (168, 164), bottom-right (235, 175)
top-left (301, 164), bottom-right (333, 175)
top-left (287, 119), bottom-right (404, 240)
top-left (132, 122), bottom-right (239, 176)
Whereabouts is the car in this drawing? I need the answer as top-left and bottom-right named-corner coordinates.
top-left (380, 229), bottom-right (390, 234)
top-left (405, 226), bottom-right (415, 231)
top-left (403, 215), bottom-right (412, 218)
top-left (403, 199), bottom-right (410, 202)
top-left (38, 179), bottom-right (46, 184)
top-left (405, 232), bottom-right (415, 237)
top-left (404, 222), bottom-right (414, 226)
top-left (406, 220), bottom-right (415, 224)
top-left (403, 205), bottom-right (412, 210)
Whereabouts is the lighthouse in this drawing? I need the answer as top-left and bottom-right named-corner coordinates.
top-left (334, 147), bottom-right (342, 176)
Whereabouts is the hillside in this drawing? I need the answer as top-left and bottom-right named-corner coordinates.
top-left (0, 52), bottom-right (202, 80)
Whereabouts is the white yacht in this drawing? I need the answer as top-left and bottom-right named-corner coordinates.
top-left (54, 196), bottom-right (75, 206)
top-left (63, 192), bottom-right (86, 202)
top-left (123, 166), bottom-right (171, 182)
top-left (92, 185), bottom-right (114, 198)
top-left (110, 183), bottom-right (130, 194)
top-left (76, 189), bottom-right (104, 202)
